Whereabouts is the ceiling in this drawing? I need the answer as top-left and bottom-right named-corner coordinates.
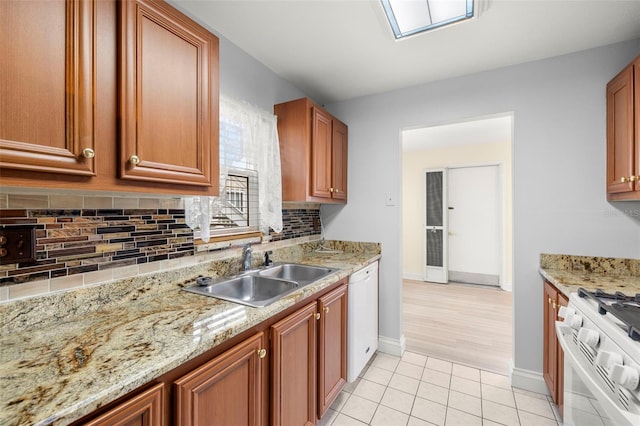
top-left (172, 0), bottom-right (640, 105)
top-left (402, 114), bottom-right (512, 151)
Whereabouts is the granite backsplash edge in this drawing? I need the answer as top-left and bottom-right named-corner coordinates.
top-left (540, 253), bottom-right (640, 276)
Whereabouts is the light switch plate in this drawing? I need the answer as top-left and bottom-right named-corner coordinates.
top-left (385, 192), bottom-right (396, 206)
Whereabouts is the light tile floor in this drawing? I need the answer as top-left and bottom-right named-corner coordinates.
top-left (319, 351), bottom-right (561, 426)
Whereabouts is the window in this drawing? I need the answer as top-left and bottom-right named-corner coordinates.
top-left (210, 170), bottom-right (259, 234)
top-left (185, 95), bottom-right (282, 243)
top-left (381, 0), bottom-right (474, 39)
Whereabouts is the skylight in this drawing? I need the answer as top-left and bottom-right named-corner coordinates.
top-left (381, 0), bottom-right (474, 39)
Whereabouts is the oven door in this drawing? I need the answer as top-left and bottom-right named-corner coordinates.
top-left (556, 322), bottom-right (638, 426)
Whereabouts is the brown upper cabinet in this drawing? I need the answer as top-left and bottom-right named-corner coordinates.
top-left (275, 98), bottom-right (348, 204)
top-left (0, 0), bottom-right (219, 196)
top-left (119, 0), bottom-right (218, 187)
top-left (0, 0), bottom-right (97, 176)
top-left (606, 54), bottom-right (640, 200)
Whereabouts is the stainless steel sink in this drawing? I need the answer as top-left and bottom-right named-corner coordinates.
top-left (183, 275), bottom-right (300, 308)
top-left (257, 263), bottom-right (338, 285)
top-left (182, 263), bottom-right (339, 308)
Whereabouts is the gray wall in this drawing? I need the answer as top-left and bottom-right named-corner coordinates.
top-left (323, 39), bottom-right (640, 384)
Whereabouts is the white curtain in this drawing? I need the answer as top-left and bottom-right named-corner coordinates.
top-left (184, 95), bottom-right (283, 241)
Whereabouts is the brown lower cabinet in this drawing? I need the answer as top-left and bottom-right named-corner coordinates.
top-left (74, 279), bottom-right (348, 426)
top-left (82, 382), bottom-right (164, 426)
top-left (174, 332), bottom-right (268, 426)
top-left (270, 283), bottom-right (348, 426)
top-left (542, 280), bottom-right (569, 416)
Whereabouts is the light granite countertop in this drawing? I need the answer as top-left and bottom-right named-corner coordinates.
top-left (0, 240), bottom-right (381, 426)
top-left (539, 253), bottom-right (640, 297)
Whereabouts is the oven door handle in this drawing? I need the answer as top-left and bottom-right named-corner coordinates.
top-left (555, 321), bottom-right (640, 426)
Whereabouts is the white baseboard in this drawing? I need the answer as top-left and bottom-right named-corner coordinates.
top-left (501, 281), bottom-right (513, 292)
top-left (377, 334), bottom-right (406, 357)
top-left (511, 367), bottom-right (549, 395)
top-left (402, 272), bottom-right (423, 281)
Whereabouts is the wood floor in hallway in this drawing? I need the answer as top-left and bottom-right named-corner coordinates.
top-left (403, 279), bottom-right (513, 375)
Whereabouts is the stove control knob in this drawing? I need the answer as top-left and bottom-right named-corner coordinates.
top-left (595, 351), bottom-right (624, 369)
top-left (609, 364), bottom-right (640, 391)
top-left (564, 312), bottom-right (583, 330)
top-left (577, 328), bottom-right (599, 348)
top-left (557, 306), bottom-right (574, 319)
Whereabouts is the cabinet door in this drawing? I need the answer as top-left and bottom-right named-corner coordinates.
top-left (542, 281), bottom-right (559, 403)
top-left (606, 64), bottom-right (635, 194)
top-left (83, 383), bottom-right (164, 426)
top-left (331, 120), bottom-right (348, 202)
top-left (311, 107), bottom-right (333, 199)
top-left (317, 284), bottom-right (348, 418)
top-left (174, 332), bottom-right (267, 426)
top-left (271, 302), bottom-right (317, 426)
top-left (0, 0), bottom-right (96, 176)
top-left (119, 0), bottom-right (218, 188)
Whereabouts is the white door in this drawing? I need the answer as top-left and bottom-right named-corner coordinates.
top-left (423, 169), bottom-right (448, 283)
top-left (447, 165), bottom-right (501, 286)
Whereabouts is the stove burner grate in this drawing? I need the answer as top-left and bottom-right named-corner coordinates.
top-left (578, 288), bottom-right (640, 342)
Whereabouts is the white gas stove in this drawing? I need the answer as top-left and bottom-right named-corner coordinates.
top-left (556, 288), bottom-right (640, 426)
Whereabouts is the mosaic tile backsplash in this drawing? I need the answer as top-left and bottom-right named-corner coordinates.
top-left (0, 200), bottom-right (321, 287)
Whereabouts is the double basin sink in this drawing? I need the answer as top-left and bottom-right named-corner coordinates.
top-left (183, 263), bottom-right (339, 308)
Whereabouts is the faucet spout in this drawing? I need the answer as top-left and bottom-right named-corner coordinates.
top-left (242, 244), bottom-right (253, 271)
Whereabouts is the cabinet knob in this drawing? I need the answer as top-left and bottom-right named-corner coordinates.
top-left (552, 300), bottom-right (557, 310)
top-left (548, 297), bottom-right (552, 305)
top-left (257, 348), bottom-right (267, 359)
top-left (129, 155), bottom-right (140, 165)
top-left (315, 312), bottom-right (321, 320)
top-left (81, 148), bottom-right (95, 159)
top-left (323, 306), bottom-right (330, 314)
top-left (631, 176), bottom-right (638, 182)
top-left (0, 248), bottom-right (6, 257)
top-left (620, 176), bottom-right (630, 183)
top-left (329, 188), bottom-right (334, 193)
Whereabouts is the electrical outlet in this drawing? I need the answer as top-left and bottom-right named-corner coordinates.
top-left (0, 225), bottom-right (37, 265)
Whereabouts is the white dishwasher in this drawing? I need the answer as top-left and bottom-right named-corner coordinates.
top-left (347, 261), bottom-right (379, 383)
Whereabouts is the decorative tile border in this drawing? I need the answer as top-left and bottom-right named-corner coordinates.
top-left (0, 192), bottom-right (322, 299)
top-left (271, 208), bottom-right (321, 241)
top-left (0, 208), bottom-right (194, 286)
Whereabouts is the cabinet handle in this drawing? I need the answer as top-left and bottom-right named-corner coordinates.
top-left (631, 176), bottom-right (638, 182)
top-left (552, 300), bottom-right (557, 310)
top-left (334, 189), bottom-right (340, 193)
top-left (329, 188), bottom-right (334, 193)
top-left (548, 297), bottom-right (552, 305)
top-left (315, 312), bottom-right (320, 320)
top-left (129, 155), bottom-right (140, 165)
top-left (620, 176), bottom-right (630, 183)
top-left (81, 148), bottom-right (95, 159)
top-left (257, 348), bottom-right (267, 359)
top-left (323, 306), bottom-right (330, 314)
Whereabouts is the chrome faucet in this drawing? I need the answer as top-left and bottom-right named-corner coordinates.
top-left (242, 244), bottom-right (253, 271)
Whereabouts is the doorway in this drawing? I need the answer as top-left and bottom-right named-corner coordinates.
top-left (401, 114), bottom-right (513, 373)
